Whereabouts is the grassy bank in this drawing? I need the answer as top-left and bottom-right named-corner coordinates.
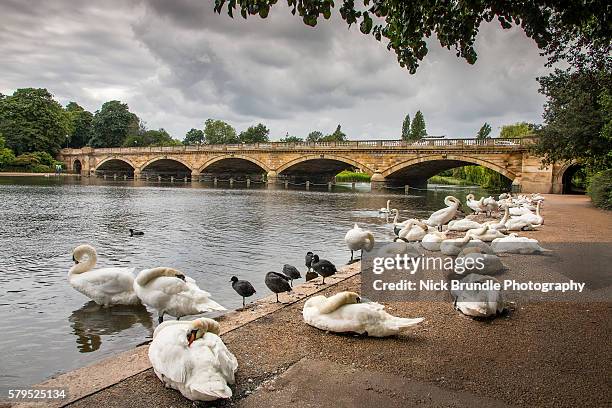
top-left (427, 175), bottom-right (474, 186)
top-left (335, 171), bottom-right (371, 182)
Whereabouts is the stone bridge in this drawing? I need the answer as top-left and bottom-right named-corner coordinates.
top-left (58, 138), bottom-right (574, 193)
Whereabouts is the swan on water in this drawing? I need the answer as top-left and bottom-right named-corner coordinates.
top-left (395, 220), bottom-right (428, 242)
top-left (230, 276), bottom-right (256, 309)
top-left (69, 244), bottom-right (140, 307)
top-left (149, 318), bottom-right (238, 401)
top-left (134, 267), bottom-right (226, 323)
top-left (379, 199), bottom-right (391, 214)
top-left (424, 196), bottom-right (461, 231)
top-left (344, 223), bottom-right (375, 261)
top-left (491, 234), bottom-right (551, 255)
top-left (451, 274), bottom-right (506, 318)
top-left (466, 224), bottom-right (506, 242)
top-left (303, 291), bottom-right (423, 337)
top-left (466, 194), bottom-right (485, 214)
top-left (420, 231), bottom-right (447, 251)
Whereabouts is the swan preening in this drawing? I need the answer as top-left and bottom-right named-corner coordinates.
top-left (424, 196), bottom-right (461, 231)
top-left (149, 318), bottom-right (238, 401)
top-left (451, 274), bottom-right (506, 318)
top-left (344, 223), bottom-right (375, 261)
top-left (395, 220), bottom-right (428, 242)
top-left (134, 267), bottom-right (226, 323)
top-left (69, 244), bottom-right (140, 307)
top-left (303, 292), bottom-right (423, 337)
top-left (466, 194), bottom-right (485, 214)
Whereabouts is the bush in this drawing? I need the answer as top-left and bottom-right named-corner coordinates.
top-left (335, 171), bottom-right (371, 182)
top-left (8, 151), bottom-right (63, 173)
top-left (588, 169), bottom-right (612, 210)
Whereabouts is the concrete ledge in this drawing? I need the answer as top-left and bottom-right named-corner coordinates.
top-left (12, 263), bottom-right (360, 408)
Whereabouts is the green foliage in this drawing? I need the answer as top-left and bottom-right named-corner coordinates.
top-left (476, 122), bottom-right (492, 139)
top-left (280, 134), bottom-right (304, 143)
top-left (321, 124), bottom-right (347, 142)
top-left (239, 123), bottom-right (270, 143)
top-left (409, 111), bottom-right (426, 140)
top-left (214, 1), bottom-right (610, 73)
top-left (90, 101), bottom-right (139, 147)
top-left (428, 175), bottom-right (473, 186)
top-left (8, 151), bottom-right (62, 173)
top-left (0, 135), bottom-right (16, 168)
top-left (451, 166), bottom-right (511, 189)
top-left (401, 114), bottom-right (411, 140)
top-left (65, 102), bottom-right (93, 148)
top-left (534, 68), bottom-right (612, 170)
top-left (587, 169), bottom-right (612, 210)
top-left (183, 128), bottom-right (206, 145)
top-left (335, 170), bottom-right (371, 182)
top-left (306, 130), bottom-right (324, 143)
top-left (500, 122), bottom-right (536, 138)
top-left (123, 128), bottom-right (180, 147)
top-left (0, 88), bottom-right (70, 156)
top-left (204, 119), bottom-right (239, 144)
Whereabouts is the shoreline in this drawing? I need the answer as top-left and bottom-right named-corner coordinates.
top-left (0, 172), bottom-right (81, 177)
top-left (8, 194), bottom-right (612, 408)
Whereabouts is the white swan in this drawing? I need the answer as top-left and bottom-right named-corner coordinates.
top-left (448, 218), bottom-right (484, 232)
top-left (466, 194), bottom-right (485, 214)
top-left (424, 196), bottom-right (461, 231)
top-left (483, 196), bottom-right (499, 216)
top-left (456, 248), bottom-right (506, 275)
top-left (440, 233), bottom-right (485, 256)
top-left (69, 244), bottom-right (140, 307)
top-left (513, 200), bottom-right (543, 226)
top-left (500, 204), bottom-right (536, 231)
top-left (451, 274), bottom-right (506, 317)
top-left (396, 220), bottom-right (428, 242)
top-left (466, 224), bottom-right (506, 242)
top-left (373, 241), bottom-right (422, 259)
top-left (148, 318), bottom-right (237, 401)
top-left (491, 233), bottom-right (551, 254)
top-left (498, 193), bottom-right (510, 200)
top-left (379, 199), bottom-right (391, 214)
top-left (344, 223), bottom-right (375, 261)
top-left (134, 267), bottom-right (226, 322)
top-left (420, 231), bottom-right (447, 251)
top-left (303, 292), bottom-right (423, 337)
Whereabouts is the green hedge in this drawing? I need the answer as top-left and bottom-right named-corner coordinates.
top-left (2, 151), bottom-right (64, 173)
top-left (335, 171), bottom-right (371, 182)
top-left (588, 169), bottom-right (612, 210)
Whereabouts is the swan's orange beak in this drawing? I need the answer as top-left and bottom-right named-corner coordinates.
top-left (187, 330), bottom-right (197, 347)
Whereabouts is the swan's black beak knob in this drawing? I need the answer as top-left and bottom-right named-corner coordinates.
top-left (356, 296), bottom-right (361, 303)
top-left (72, 254), bottom-right (79, 264)
top-left (176, 274), bottom-right (186, 281)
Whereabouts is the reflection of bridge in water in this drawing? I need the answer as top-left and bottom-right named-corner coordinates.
top-left (59, 138), bottom-right (574, 193)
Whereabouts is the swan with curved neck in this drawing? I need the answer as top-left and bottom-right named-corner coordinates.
top-left (149, 317), bottom-right (238, 401)
top-left (396, 219), bottom-right (428, 242)
top-left (134, 267), bottom-right (226, 323)
top-left (379, 200), bottom-right (391, 214)
top-left (424, 196), bottom-right (461, 231)
top-left (69, 244), bottom-right (140, 306)
top-left (465, 224), bottom-right (506, 242)
top-left (466, 194), bottom-right (485, 214)
top-left (303, 291), bottom-right (423, 337)
top-left (344, 223), bottom-right (375, 261)
top-left (513, 200), bottom-right (543, 226)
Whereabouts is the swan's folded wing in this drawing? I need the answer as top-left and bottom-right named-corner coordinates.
top-left (148, 327), bottom-right (190, 384)
top-left (81, 268), bottom-right (135, 295)
top-left (201, 334), bottom-right (238, 383)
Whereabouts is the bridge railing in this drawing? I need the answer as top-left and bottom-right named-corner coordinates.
top-left (60, 137), bottom-right (533, 155)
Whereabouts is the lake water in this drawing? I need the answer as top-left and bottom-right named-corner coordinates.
top-left (0, 176), bottom-right (492, 388)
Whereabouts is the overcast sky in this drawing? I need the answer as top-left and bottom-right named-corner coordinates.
top-left (0, 0), bottom-right (552, 140)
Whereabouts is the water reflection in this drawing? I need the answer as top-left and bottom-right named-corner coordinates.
top-left (69, 302), bottom-right (153, 353)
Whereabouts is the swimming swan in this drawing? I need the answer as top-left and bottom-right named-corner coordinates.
top-left (303, 292), bottom-right (423, 337)
top-left (69, 244), bottom-right (140, 307)
top-left (451, 274), bottom-right (506, 317)
top-left (491, 233), bottom-right (551, 254)
top-left (379, 200), bottom-right (391, 214)
top-left (134, 267), bottom-right (226, 322)
top-left (149, 318), bottom-right (238, 401)
top-left (344, 223), bottom-right (375, 261)
top-left (424, 196), bottom-right (461, 231)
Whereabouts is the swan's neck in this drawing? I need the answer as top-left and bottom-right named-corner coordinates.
top-left (318, 292), bottom-right (355, 314)
top-left (392, 209), bottom-right (399, 225)
top-left (69, 248), bottom-right (96, 276)
top-left (364, 232), bottom-right (375, 251)
top-left (536, 201), bottom-right (541, 216)
top-left (386, 200), bottom-right (390, 211)
top-left (136, 267), bottom-right (179, 286)
top-left (500, 206), bottom-right (509, 224)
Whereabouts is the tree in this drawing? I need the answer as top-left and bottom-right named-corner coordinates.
top-left (499, 122), bottom-right (537, 139)
top-left (322, 124), bottom-right (347, 142)
top-left (409, 111), bottom-right (427, 140)
top-left (65, 102), bottom-right (93, 148)
top-left (306, 130), bottom-right (324, 143)
top-left (476, 122), bottom-right (492, 139)
top-left (203, 119), bottom-right (239, 144)
top-left (239, 123), bottom-right (270, 143)
top-left (0, 134), bottom-right (16, 168)
top-left (214, 1), bottom-right (611, 74)
top-left (183, 128), bottom-right (206, 145)
top-left (533, 68), bottom-right (612, 170)
top-left (0, 88), bottom-right (70, 155)
top-left (123, 128), bottom-right (181, 147)
top-left (89, 101), bottom-right (139, 147)
top-left (401, 114), bottom-right (411, 140)
top-left (280, 133), bottom-right (304, 143)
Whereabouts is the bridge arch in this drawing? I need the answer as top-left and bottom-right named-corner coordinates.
top-left (276, 154), bottom-right (373, 183)
top-left (95, 157), bottom-right (136, 176)
top-left (197, 154), bottom-right (271, 175)
top-left (382, 154), bottom-right (516, 187)
top-left (554, 161), bottom-right (585, 194)
top-left (276, 154), bottom-right (373, 175)
top-left (73, 158), bottom-right (82, 173)
top-left (140, 156), bottom-right (193, 173)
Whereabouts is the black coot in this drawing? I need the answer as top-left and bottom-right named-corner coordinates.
top-left (230, 276), bottom-right (256, 309)
top-left (264, 272), bottom-right (291, 303)
top-left (311, 255), bottom-right (337, 284)
top-left (282, 264), bottom-right (301, 287)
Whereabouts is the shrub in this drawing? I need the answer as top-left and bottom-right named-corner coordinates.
top-left (9, 151), bottom-right (63, 172)
top-left (335, 171), bottom-right (371, 182)
top-left (588, 169), bottom-right (612, 210)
